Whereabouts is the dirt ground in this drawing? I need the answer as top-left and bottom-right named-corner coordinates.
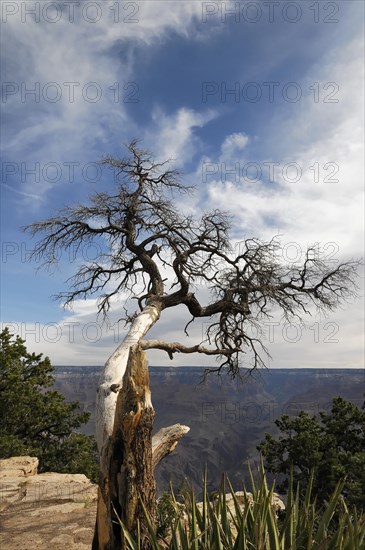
top-left (0, 499), bottom-right (97, 549)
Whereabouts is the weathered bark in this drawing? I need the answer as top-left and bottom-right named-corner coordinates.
top-left (94, 345), bottom-right (155, 548)
top-left (93, 306), bottom-right (190, 549)
top-left (94, 306), bottom-right (160, 549)
top-left (116, 345), bottom-right (156, 543)
top-left (152, 424), bottom-right (190, 470)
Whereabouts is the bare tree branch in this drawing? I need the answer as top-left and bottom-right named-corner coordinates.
top-left (140, 339), bottom-right (240, 360)
top-left (24, 140), bottom-right (362, 377)
top-left (152, 424), bottom-right (190, 469)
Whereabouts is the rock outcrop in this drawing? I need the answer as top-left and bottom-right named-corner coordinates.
top-left (0, 456), bottom-right (97, 549)
top-left (191, 490), bottom-right (285, 535)
top-left (0, 456), bottom-right (286, 549)
top-left (0, 455), bottom-right (39, 478)
top-left (227, 490), bottom-right (286, 513)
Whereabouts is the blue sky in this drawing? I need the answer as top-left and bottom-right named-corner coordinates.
top-left (1, 1), bottom-right (364, 369)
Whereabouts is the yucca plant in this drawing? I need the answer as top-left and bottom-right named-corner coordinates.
top-left (114, 463), bottom-right (365, 549)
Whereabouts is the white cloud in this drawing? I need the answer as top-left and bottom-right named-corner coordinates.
top-left (196, 35), bottom-right (364, 371)
top-left (1, 1), bottom-right (208, 207)
top-left (221, 132), bottom-right (249, 157)
top-left (206, 37), bottom-right (364, 258)
top-left (144, 107), bottom-right (218, 166)
top-left (1, 183), bottom-right (42, 201)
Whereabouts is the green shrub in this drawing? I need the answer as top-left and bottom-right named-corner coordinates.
top-left (0, 328), bottom-right (99, 481)
top-left (156, 491), bottom-right (180, 538)
top-left (258, 396), bottom-right (365, 512)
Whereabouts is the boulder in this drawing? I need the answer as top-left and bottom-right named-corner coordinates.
top-left (179, 491), bottom-right (285, 538)
top-left (0, 456), bottom-right (39, 478)
top-left (196, 490), bottom-right (285, 515)
top-left (225, 490), bottom-right (285, 513)
top-left (0, 456), bottom-right (97, 507)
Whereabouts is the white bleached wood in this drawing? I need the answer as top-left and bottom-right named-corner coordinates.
top-left (152, 424), bottom-right (190, 469)
top-left (95, 304), bottom-right (160, 453)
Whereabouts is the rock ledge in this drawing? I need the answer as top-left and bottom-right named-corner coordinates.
top-left (0, 456), bottom-right (97, 549)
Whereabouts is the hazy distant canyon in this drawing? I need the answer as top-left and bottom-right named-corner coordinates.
top-left (54, 367), bottom-right (364, 494)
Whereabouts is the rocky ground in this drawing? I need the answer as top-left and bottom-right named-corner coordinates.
top-left (0, 456), bottom-right (286, 548)
top-left (0, 457), bottom-right (97, 549)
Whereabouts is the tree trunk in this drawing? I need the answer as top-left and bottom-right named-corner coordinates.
top-left (95, 345), bottom-right (155, 549)
top-left (94, 306), bottom-right (160, 549)
top-left (93, 305), bottom-right (189, 549)
top-left (95, 305), bottom-right (161, 455)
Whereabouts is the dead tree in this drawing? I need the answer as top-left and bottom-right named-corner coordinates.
top-left (25, 139), bottom-right (360, 549)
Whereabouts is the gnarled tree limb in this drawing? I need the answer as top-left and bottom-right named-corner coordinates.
top-left (140, 339), bottom-right (239, 359)
top-left (152, 424), bottom-right (190, 470)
